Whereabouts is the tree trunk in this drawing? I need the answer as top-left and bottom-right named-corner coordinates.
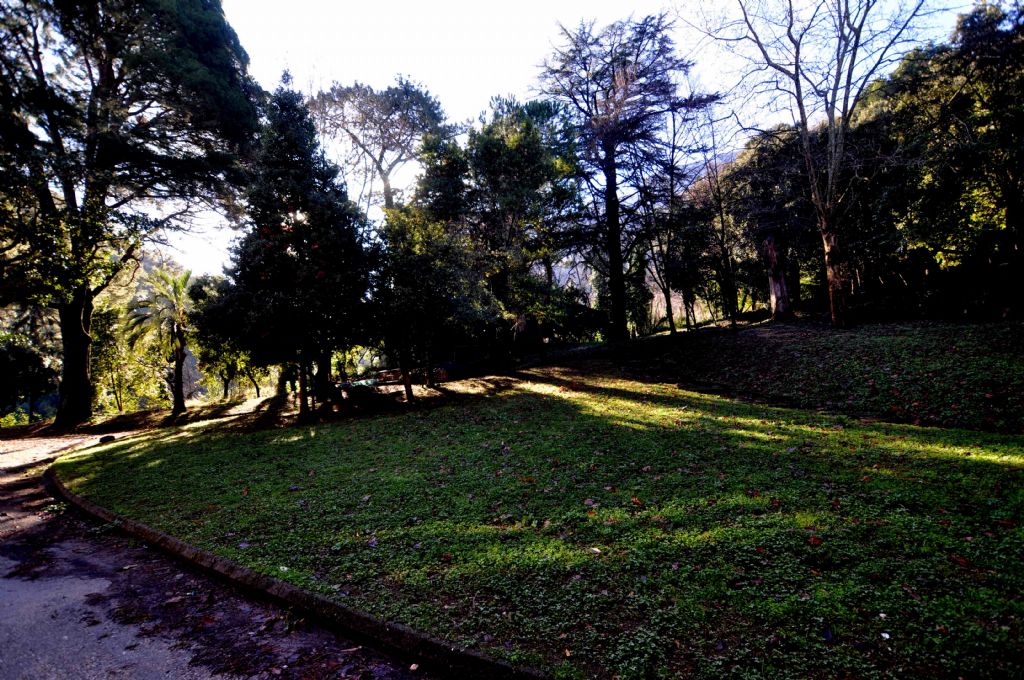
top-left (787, 255), bottom-right (802, 310)
top-left (762, 234), bottom-right (793, 321)
top-left (602, 146), bottom-right (628, 342)
top-left (681, 289), bottom-right (694, 330)
top-left (221, 371), bottom-right (231, 400)
top-left (543, 258), bottom-right (555, 288)
top-left (298, 357), bottom-right (310, 418)
top-left (425, 347), bottom-right (435, 389)
top-left (112, 370), bottom-right (123, 412)
top-left (397, 345), bottom-right (414, 403)
top-left (55, 289), bottom-right (95, 428)
top-left (171, 347), bottom-right (186, 415)
top-left (314, 351), bottom-right (332, 402)
top-left (246, 369), bottom-right (261, 398)
top-left (382, 174), bottom-right (395, 211)
top-left (663, 284), bottom-right (677, 335)
top-left (821, 228), bottom-right (849, 328)
top-left (276, 366), bottom-right (290, 397)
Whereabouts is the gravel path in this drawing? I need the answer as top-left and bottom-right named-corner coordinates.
top-left (0, 431), bottom-right (422, 680)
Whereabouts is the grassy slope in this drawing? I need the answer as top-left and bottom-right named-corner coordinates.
top-left (625, 321), bottom-right (1024, 432)
top-left (55, 365), bottom-right (1023, 679)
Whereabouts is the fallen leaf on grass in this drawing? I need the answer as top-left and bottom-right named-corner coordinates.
top-left (949, 553), bottom-right (972, 568)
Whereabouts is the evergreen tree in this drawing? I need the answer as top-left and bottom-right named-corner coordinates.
top-left (226, 77), bottom-right (368, 417)
top-left (540, 13), bottom-right (716, 341)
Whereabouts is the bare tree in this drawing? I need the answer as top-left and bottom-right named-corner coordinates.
top-left (311, 77), bottom-right (448, 212)
top-left (705, 0), bottom-right (930, 326)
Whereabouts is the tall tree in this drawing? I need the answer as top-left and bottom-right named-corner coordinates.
top-left (128, 269), bottom-right (193, 415)
top-left (540, 13), bottom-right (716, 341)
top-left (711, 0), bottom-right (929, 326)
top-left (312, 76), bottom-right (449, 211)
top-left (882, 3), bottom-right (1023, 312)
top-left (226, 78), bottom-right (368, 418)
top-left (0, 0), bottom-right (259, 426)
top-left (462, 98), bottom-right (582, 347)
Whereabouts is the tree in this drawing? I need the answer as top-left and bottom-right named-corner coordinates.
top-left (712, 0), bottom-right (930, 326)
top-left (312, 76), bottom-right (449, 211)
top-left (633, 107), bottom-right (691, 335)
top-left (0, 0), bottom-right (259, 426)
top-left (226, 79), bottom-right (369, 418)
top-left (189, 274), bottom-right (263, 400)
top-left (127, 269), bottom-right (193, 415)
top-left (0, 305), bottom-right (59, 422)
top-left (540, 13), bottom-right (716, 341)
top-left (376, 206), bottom-right (496, 400)
top-left (872, 3), bottom-right (1024, 316)
top-left (463, 98), bottom-right (582, 348)
top-left (724, 126), bottom-right (815, 319)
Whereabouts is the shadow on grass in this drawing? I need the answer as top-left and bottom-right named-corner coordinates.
top-left (52, 369), bottom-right (1024, 678)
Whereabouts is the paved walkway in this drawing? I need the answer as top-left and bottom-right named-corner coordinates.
top-left (0, 431), bottom-right (420, 680)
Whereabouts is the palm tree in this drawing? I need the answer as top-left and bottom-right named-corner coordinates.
top-left (129, 269), bottom-right (193, 415)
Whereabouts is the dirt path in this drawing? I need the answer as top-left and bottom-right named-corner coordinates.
top-left (0, 432), bottom-right (422, 680)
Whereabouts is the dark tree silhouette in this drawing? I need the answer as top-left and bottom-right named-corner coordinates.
top-left (0, 0), bottom-right (259, 426)
top-left (540, 13), bottom-right (715, 341)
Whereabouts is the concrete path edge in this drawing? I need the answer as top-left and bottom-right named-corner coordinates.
top-left (44, 467), bottom-right (549, 680)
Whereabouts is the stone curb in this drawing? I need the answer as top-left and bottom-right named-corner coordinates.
top-left (44, 467), bottom-right (549, 680)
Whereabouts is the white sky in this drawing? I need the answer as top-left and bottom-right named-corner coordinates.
top-left (166, 0), bottom-right (963, 275)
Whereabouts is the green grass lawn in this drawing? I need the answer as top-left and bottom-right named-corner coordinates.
top-left (54, 364), bottom-right (1023, 678)
top-left (627, 321), bottom-right (1024, 432)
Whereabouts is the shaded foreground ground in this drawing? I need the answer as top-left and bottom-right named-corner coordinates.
top-left (0, 428), bottom-right (420, 679)
top-left (53, 364), bottom-right (1024, 679)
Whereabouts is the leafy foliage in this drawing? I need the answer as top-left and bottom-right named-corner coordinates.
top-left (0, 0), bottom-right (259, 425)
top-left (127, 269), bottom-right (194, 414)
top-left (223, 80), bottom-right (369, 412)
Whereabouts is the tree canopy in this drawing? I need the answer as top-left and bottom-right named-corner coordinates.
top-left (0, 0), bottom-right (259, 425)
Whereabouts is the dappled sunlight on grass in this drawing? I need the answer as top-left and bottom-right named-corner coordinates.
top-left (53, 365), bottom-right (1024, 679)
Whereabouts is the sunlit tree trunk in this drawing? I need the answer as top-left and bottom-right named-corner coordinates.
top-left (297, 357), bottom-right (310, 418)
top-left (762, 234), bottom-right (793, 321)
top-left (246, 369), bottom-right (262, 398)
top-left (397, 345), bottom-right (414, 402)
top-left (821, 227), bottom-right (848, 328)
top-left (314, 351), bottom-right (332, 403)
